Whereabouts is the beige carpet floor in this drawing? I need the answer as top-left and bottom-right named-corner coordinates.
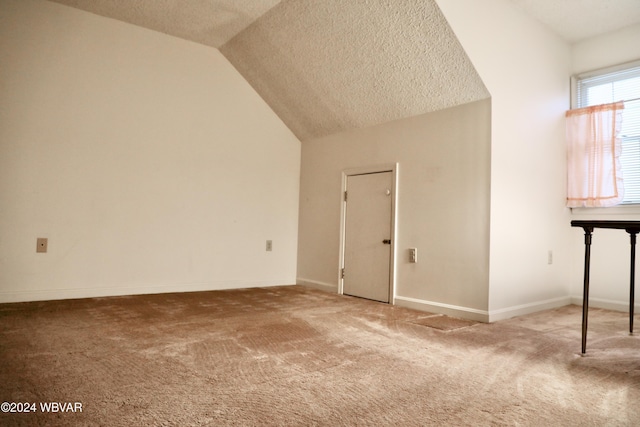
top-left (0, 285), bottom-right (639, 426)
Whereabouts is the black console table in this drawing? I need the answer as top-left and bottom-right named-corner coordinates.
top-left (571, 220), bottom-right (640, 354)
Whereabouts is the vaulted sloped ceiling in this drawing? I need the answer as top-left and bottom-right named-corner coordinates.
top-left (45, 0), bottom-right (640, 140)
top-left (48, 0), bottom-right (489, 141)
top-left (220, 0), bottom-right (489, 141)
top-left (48, 0), bottom-right (283, 48)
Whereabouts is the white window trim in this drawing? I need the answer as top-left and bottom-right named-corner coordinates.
top-left (571, 205), bottom-right (640, 216)
top-left (571, 59), bottom-right (640, 109)
top-left (570, 59), bottom-right (640, 212)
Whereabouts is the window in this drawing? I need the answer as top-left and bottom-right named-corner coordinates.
top-left (573, 61), bottom-right (640, 204)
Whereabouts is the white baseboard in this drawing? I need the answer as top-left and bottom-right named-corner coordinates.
top-left (394, 295), bottom-right (490, 322)
top-left (0, 280), bottom-right (296, 304)
top-left (394, 295), bottom-right (574, 323)
top-left (296, 278), bottom-right (338, 293)
top-left (570, 295), bottom-right (639, 312)
top-left (488, 296), bottom-right (571, 322)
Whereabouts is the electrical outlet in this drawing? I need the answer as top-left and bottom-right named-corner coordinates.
top-left (36, 238), bottom-right (48, 253)
top-left (266, 240), bottom-right (273, 251)
top-left (409, 248), bottom-right (417, 263)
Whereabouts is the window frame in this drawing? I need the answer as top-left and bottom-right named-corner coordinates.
top-left (570, 59), bottom-right (640, 213)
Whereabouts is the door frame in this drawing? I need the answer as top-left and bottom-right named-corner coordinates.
top-left (339, 163), bottom-right (398, 304)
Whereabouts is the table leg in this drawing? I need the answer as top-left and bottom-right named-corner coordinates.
top-left (629, 231), bottom-right (636, 335)
top-left (581, 228), bottom-right (593, 355)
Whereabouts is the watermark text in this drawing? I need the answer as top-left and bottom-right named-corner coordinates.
top-left (1, 402), bottom-right (83, 413)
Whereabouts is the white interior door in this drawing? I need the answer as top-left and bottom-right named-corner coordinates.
top-left (343, 171), bottom-right (393, 303)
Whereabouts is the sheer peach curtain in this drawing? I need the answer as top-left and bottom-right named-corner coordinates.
top-left (566, 101), bottom-right (624, 208)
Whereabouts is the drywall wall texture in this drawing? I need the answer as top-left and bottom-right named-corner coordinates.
top-left (436, 0), bottom-right (573, 319)
top-left (0, 0), bottom-right (301, 302)
top-left (48, 0), bottom-right (282, 48)
top-left (221, 0), bottom-right (489, 141)
top-left (571, 23), bottom-right (640, 74)
top-left (297, 100), bottom-right (491, 318)
top-left (569, 25), bottom-right (640, 311)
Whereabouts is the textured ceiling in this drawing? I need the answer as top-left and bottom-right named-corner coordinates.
top-left (47, 0), bottom-right (283, 48)
top-left (220, 0), bottom-right (489, 140)
top-left (47, 0), bottom-right (640, 50)
top-left (507, 0), bottom-right (640, 43)
top-left (45, 0), bottom-right (640, 141)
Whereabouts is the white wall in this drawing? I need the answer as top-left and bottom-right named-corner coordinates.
top-left (0, 0), bottom-right (301, 302)
top-left (571, 23), bottom-right (640, 75)
top-left (569, 24), bottom-right (640, 311)
top-left (297, 100), bottom-right (492, 320)
top-left (435, 0), bottom-right (574, 319)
